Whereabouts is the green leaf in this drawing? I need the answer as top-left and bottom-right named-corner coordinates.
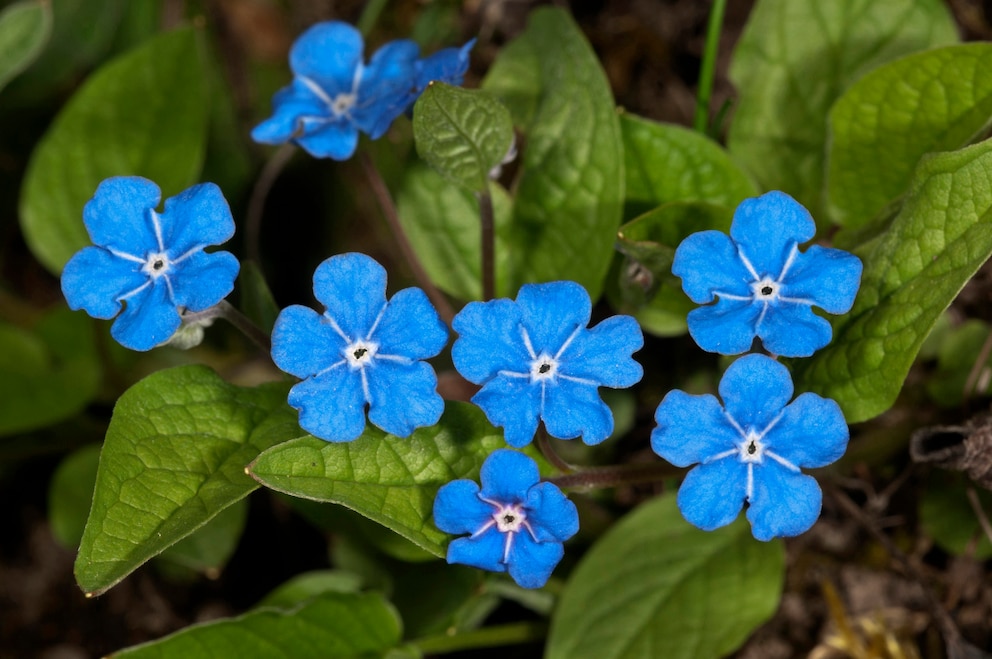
top-left (481, 35), bottom-right (540, 128)
top-left (828, 44), bottom-right (992, 229)
top-left (920, 473), bottom-right (992, 560)
top-left (247, 402), bottom-right (513, 558)
top-left (793, 140), bottom-right (992, 423)
top-left (547, 494), bottom-right (784, 659)
top-left (256, 570), bottom-right (364, 610)
top-left (3, 0), bottom-right (126, 102)
top-left (0, 308), bottom-right (100, 437)
top-left (48, 443), bottom-right (101, 548)
top-left (727, 0), bottom-right (957, 217)
top-left (621, 113), bottom-right (757, 217)
top-left (75, 365), bottom-right (300, 596)
top-left (113, 591), bottom-right (402, 658)
top-left (19, 27), bottom-right (209, 274)
top-left (502, 7), bottom-right (623, 299)
top-left (413, 82), bottom-right (514, 193)
top-left (0, 0), bottom-right (52, 93)
top-left (397, 164), bottom-right (513, 300)
top-left (158, 498), bottom-right (248, 577)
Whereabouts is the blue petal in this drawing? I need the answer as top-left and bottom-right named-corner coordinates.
top-left (169, 250), bottom-right (239, 312)
top-left (252, 80), bottom-right (328, 144)
top-left (82, 177), bottom-right (160, 256)
top-left (110, 280), bottom-right (180, 351)
top-left (312, 253), bottom-right (387, 341)
top-left (288, 369), bottom-right (367, 442)
top-left (557, 315), bottom-right (643, 387)
top-left (730, 191), bottom-right (815, 279)
top-left (472, 376), bottom-right (541, 448)
top-left (651, 390), bottom-right (740, 467)
top-left (781, 245), bottom-right (863, 314)
top-left (372, 287), bottom-right (447, 360)
top-left (719, 354), bottom-right (793, 431)
top-left (271, 304), bottom-right (348, 378)
top-left (415, 39), bottom-right (475, 90)
top-left (433, 479), bottom-right (492, 535)
top-left (542, 379), bottom-right (613, 445)
top-left (685, 298), bottom-right (761, 355)
top-left (507, 532), bottom-right (564, 589)
top-left (61, 247), bottom-right (145, 319)
top-left (479, 449), bottom-right (540, 503)
top-left (746, 463), bottom-right (822, 540)
top-left (525, 482), bottom-right (579, 543)
top-left (294, 119), bottom-right (360, 160)
top-left (452, 298), bottom-right (529, 383)
top-left (757, 303), bottom-right (833, 358)
top-left (353, 39), bottom-right (420, 138)
top-left (446, 530), bottom-right (505, 573)
top-left (366, 360), bottom-right (444, 437)
top-left (673, 230), bottom-right (752, 303)
top-left (289, 21), bottom-right (363, 98)
top-left (766, 393), bottom-right (848, 468)
top-left (516, 281), bottom-right (592, 356)
top-left (158, 183), bottom-right (235, 256)
top-left (676, 458), bottom-right (747, 532)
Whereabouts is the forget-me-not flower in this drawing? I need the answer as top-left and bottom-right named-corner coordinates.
top-left (433, 449), bottom-right (579, 589)
top-left (672, 191), bottom-right (862, 357)
top-left (252, 21), bottom-right (474, 160)
top-left (452, 281), bottom-right (644, 448)
top-left (271, 252), bottom-right (448, 442)
top-left (61, 177), bottom-right (239, 352)
top-left (651, 354), bottom-right (849, 541)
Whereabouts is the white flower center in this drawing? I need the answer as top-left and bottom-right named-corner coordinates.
top-left (738, 430), bottom-right (766, 463)
top-left (141, 251), bottom-right (171, 279)
top-left (750, 276), bottom-right (780, 301)
top-left (530, 353), bottom-right (558, 382)
top-left (492, 503), bottom-right (527, 533)
top-left (330, 92), bottom-right (356, 116)
top-left (344, 340), bottom-right (378, 369)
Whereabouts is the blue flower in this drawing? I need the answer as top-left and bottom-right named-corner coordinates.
top-left (382, 39), bottom-right (475, 131)
top-left (271, 252), bottom-right (448, 442)
top-left (651, 354), bottom-right (849, 541)
top-left (433, 449), bottom-right (579, 589)
top-left (60, 177), bottom-right (239, 352)
top-left (672, 191), bottom-right (862, 357)
top-left (452, 281), bottom-right (644, 448)
top-left (252, 21), bottom-right (474, 160)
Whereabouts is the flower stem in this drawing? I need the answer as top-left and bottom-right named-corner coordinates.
top-left (545, 460), bottom-right (681, 490)
top-left (246, 143), bottom-right (297, 266)
top-left (411, 621), bottom-right (547, 655)
top-left (479, 189), bottom-right (495, 300)
top-left (536, 428), bottom-right (574, 474)
top-left (182, 300), bottom-right (271, 354)
top-left (359, 151), bottom-right (455, 325)
top-left (693, 0), bottom-right (728, 134)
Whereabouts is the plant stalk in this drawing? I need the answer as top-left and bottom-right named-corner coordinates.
top-left (412, 622), bottom-right (547, 655)
top-left (359, 152), bottom-right (455, 325)
top-left (693, 0), bottom-right (728, 134)
top-left (182, 300), bottom-right (271, 354)
top-left (545, 460), bottom-right (681, 490)
top-left (479, 189), bottom-right (496, 300)
top-left (246, 143), bottom-right (297, 267)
